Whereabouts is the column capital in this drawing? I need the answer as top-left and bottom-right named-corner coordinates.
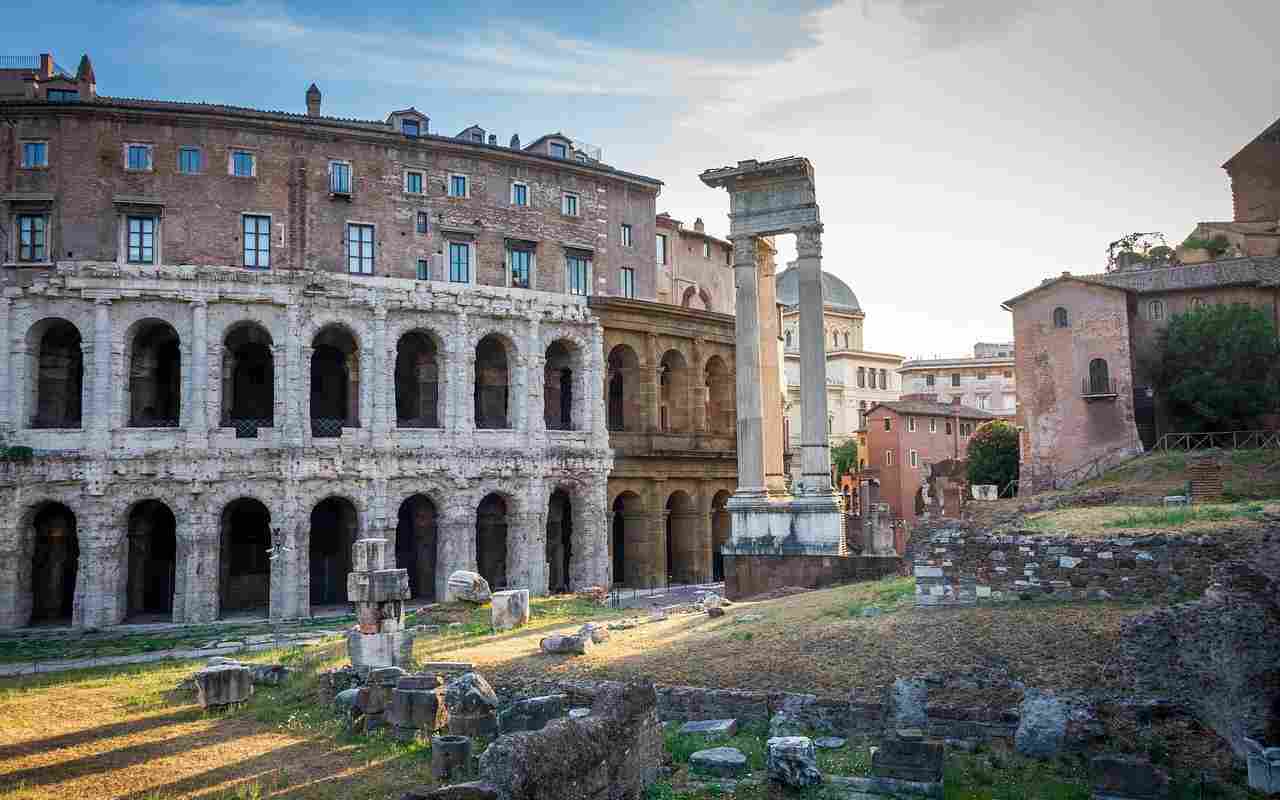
top-left (730, 235), bottom-right (757, 266)
top-left (796, 224), bottom-right (824, 258)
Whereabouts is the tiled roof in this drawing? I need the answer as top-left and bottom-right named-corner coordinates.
top-left (872, 400), bottom-right (995, 420)
top-left (1089, 256), bottom-right (1280, 293)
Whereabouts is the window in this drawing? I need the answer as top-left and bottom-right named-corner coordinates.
top-left (880, 369), bottom-right (888, 390)
top-left (127, 217), bottom-right (156, 264)
top-left (21, 141), bottom-right (48, 168)
top-left (929, 418), bottom-right (937, 433)
top-left (17, 215), bottom-right (46, 261)
top-left (416, 259), bottom-right (430, 280)
top-left (785, 331), bottom-right (793, 349)
top-left (449, 174), bottom-right (468, 198)
top-left (231, 150), bottom-right (256, 177)
top-left (844, 332), bottom-right (850, 349)
top-left (1191, 296), bottom-right (1205, 310)
top-left (656, 233), bottom-right (668, 265)
top-left (47, 88), bottom-right (78, 102)
top-left (960, 422), bottom-right (973, 436)
top-left (910, 450), bottom-right (919, 468)
top-left (977, 372), bottom-right (987, 380)
top-left (908, 417), bottom-right (916, 432)
top-left (328, 161), bottom-right (352, 194)
top-left (416, 211), bottom-right (429, 235)
top-left (1088, 358), bottom-right (1110, 395)
top-left (1149, 300), bottom-right (1164, 321)
top-left (951, 373), bottom-right (961, 387)
top-left (509, 246), bottom-right (532, 289)
top-left (620, 267), bottom-right (636, 298)
top-left (178, 147), bottom-right (202, 174)
top-left (885, 450), bottom-right (894, 466)
top-left (883, 417), bottom-right (892, 432)
top-left (859, 401), bottom-right (868, 428)
top-left (978, 395), bottom-right (989, 409)
top-left (448, 241), bottom-right (470, 282)
top-left (511, 182), bottom-right (528, 207)
top-left (242, 215), bottom-right (270, 269)
top-left (925, 374), bottom-right (935, 387)
top-left (1003, 371), bottom-right (1012, 379)
top-left (404, 170), bottom-right (423, 194)
top-left (945, 420), bottom-right (952, 435)
top-left (857, 367), bottom-right (866, 388)
top-left (126, 144), bottom-right (153, 171)
top-left (347, 223), bottom-right (374, 274)
top-left (827, 416), bottom-right (834, 434)
top-left (566, 254), bottom-right (590, 296)
top-left (562, 192), bottom-right (579, 217)
top-left (621, 223), bottom-right (633, 248)
top-left (703, 241), bottom-right (710, 258)
top-left (550, 142), bottom-right (567, 159)
top-left (401, 119), bottom-right (420, 137)
top-left (1053, 306), bottom-right (1069, 328)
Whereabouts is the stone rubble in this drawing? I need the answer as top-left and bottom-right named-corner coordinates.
top-left (766, 736), bottom-right (822, 788)
top-left (448, 571), bottom-right (493, 604)
top-left (490, 589), bottom-right (530, 632)
top-left (678, 719), bottom-right (738, 738)
top-left (539, 633), bottom-right (592, 655)
top-left (444, 671), bottom-right (500, 737)
top-left (193, 663), bottom-right (253, 708)
top-left (347, 538), bottom-right (414, 671)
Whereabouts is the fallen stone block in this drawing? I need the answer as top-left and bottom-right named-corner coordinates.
top-left (387, 686), bottom-right (449, 733)
top-left (707, 607), bottom-right (725, 618)
top-left (679, 719), bottom-right (738, 738)
top-left (400, 781), bottom-right (499, 800)
top-left (766, 736), bottom-right (822, 788)
top-left (194, 664), bottom-right (253, 708)
top-left (499, 694), bottom-right (568, 734)
top-left (888, 678), bottom-right (929, 729)
top-left (432, 734), bottom-right (473, 781)
top-left (1015, 689), bottom-right (1067, 759)
top-left (348, 569), bottom-right (411, 603)
top-left (540, 633), bottom-right (592, 655)
top-left (690, 747), bottom-right (748, 778)
top-left (347, 630), bottom-right (414, 670)
top-left (491, 589), bottom-right (530, 631)
top-left (871, 729), bottom-right (944, 783)
top-left (828, 774), bottom-right (944, 798)
top-left (445, 672), bottom-right (498, 737)
top-left (447, 570), bottom-right (492, 603)
top-left (815, 737), bottom-right (847, 749)
top-left (249, 664), bottom-right (291, 686)
top-left (1090, 753), bottom-right (1169, 799)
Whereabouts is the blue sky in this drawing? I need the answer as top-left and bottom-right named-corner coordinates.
top-left (9, 0), bottom-right (1280, 358)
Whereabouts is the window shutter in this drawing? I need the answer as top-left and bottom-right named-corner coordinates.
top-left (432, 253), bottom-right (445, 275)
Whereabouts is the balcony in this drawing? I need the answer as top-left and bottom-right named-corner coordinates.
top-left (1081, 377), bottom-right (1118, 401)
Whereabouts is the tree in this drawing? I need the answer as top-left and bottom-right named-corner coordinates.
top-left (967, 420), bottom-right (1019, 490)
top-left (1155, 302), bottom-right (1280, 431)
top-left (831, 439), bottom-right (858, 478)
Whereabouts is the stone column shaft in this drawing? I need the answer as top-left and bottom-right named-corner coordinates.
top-left (730, 236), bottom-right (766, 495)
top-left (796, 227), bottom-right (833, 493)
top-left (91, 300), bottom-right (112, 453)
top-left (189, 301), bottom-right (208, 448)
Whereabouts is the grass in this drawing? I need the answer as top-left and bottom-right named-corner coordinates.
top-left (821, 576), bottom-right (916, 618)
top-left (1101, 502), bottom-right (1265, 529)
top-left (1024, 500), bottom-right (1274, 537)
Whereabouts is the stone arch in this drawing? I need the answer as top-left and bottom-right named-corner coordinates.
top-left (664, 490), bottom-right (701, 583)
top-left (610, 491), bottom-right (647, 587)
top-left (475, 333), bottom-right (511, 430)
top-left (127, 318), bottom-right (181, 427)
top-left (396, 329), bottom-right (442, 428)
top-left (25, 502), bottom-right (79, 626)
top-left (704, 355), bottom-right (733, 435)
top-left (396, 494), bottom-right (438, 600)
top-left (711, 489), bottom-right (732, 583)
top-left (607, 344), bottom-right (641, 432)
top-left (312, 324), bottom-right (360, 435)
top-left (221, 321), bottom-right (274, 434)
top-left (26, 317), bottom-right (84, 429)
top-left (310, 496), bottom-right (359, 607)
top-left (544, 339), bottom-right (580, 431)
top-left (125, 499), bottom-right (177, 622)
top-left (476, 492), bottom-right (510, 590)
top-left (659, 349), bottom-right (691, 432)
top-left (546, 488), bottom-right (573, 593)
top-left (219, 497), bottom-right (271, 618)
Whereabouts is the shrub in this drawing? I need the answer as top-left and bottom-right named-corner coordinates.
top-left (966, 420), bottom-right (1019, 490)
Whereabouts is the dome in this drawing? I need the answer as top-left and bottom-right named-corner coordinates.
top-left (774, 267), bottom-right (861, 313)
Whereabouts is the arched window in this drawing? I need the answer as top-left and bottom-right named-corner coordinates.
top-left (1088, 358), bottom-right (1110, 395)
top-left (222, 323), bottom-right (274, 437)
top-left (311, 325), bottom-right (359, 436)
top-left (544, 340), bottom-right (576, 431)
top-left (1053, 307), bottom-right (1069, 328)
top-left (475, 334), bottom-right (510, 429)
top-left (831, 331), bottom-right (838, 348)
top-left (29, 319), bottom-right (83, 429)
top-left (1149, 300), bottom-right (1164, 321)
top-left (128, 320), bottom-right (181, 427)
top-left (396, 330), bottom-right (440, 428)
top-left (607, 345), bottom-right (640, 432)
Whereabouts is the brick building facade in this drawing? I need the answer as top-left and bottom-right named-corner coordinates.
top-left (654, 212), bottom-right (734, 315)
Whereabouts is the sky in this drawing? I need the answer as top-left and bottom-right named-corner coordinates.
top-left (9, 0), bottom-right (1280, 358)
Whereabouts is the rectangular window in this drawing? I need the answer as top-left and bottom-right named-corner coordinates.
top-left (550, 142), bottom-right (567, 159)
top-left (620, 267), bottom-right (636, 298)
top-left (562, 192), bottom-right (579, 216)
top-left (885, 450), bottom-right (894, 466)
top-left (405, 171), bottom-right (423, 194)
top-left (232, 150), bottom-right (256, 177)
top-left (17, 215), bottom-right (46, 261)
top-left (47, 88), bottom-right (78, 102)
top-left (21, 141), bottom-right (48, 168)
top-left (656, 233), bottom-right (668, 264)
top-left (509, 247), bottom-right (532, 289)
top-left (401, 119), bottom-right (420, 137)
top-left (907, 417), bottom-right (916, 432)
top-left (511, 182), bottom-right (528, 207)
top-left (951, 373), bottom-right (961, 387)
top-left (125, 144), bottom-right (153, 172)
top-left (330, 161), bottom-right (351, 194)
top-left (416, 211), bottom-right (429, 235)
top-left (925, 374), bottom-right (935, 387)
top-left (883, 417), bottom-right (892, 431)
top-left (347, 223), bottom-right (374, 274)
top-left (945, 421), bottom-right (953, 435)
top-left (416, 259), bottom-right (430, 280)
top-left (910, 450), bottom-right (919, 468)
top-left (961, 423), bottom-right (973, 436)
top-left (978, 395), bottom-right (989, 409)
top-left (449, 174), bottom-right (468, 197)
top-left (243, 215), bottom-right (271, 269)
top-left (929, 419), bottom-right (937, 433)
top-left (621, 223), bottom-right (633, 247)
top-left (449, 241), bottom-right (470, 283)
top-left (703, 241), bottom-right (710, 258)
top-left (178, 147), bottom-right (202, 174)
top-left (566, 254), bottom-right (590, 296)
top-left (127, 216), bottom-right (156, 264)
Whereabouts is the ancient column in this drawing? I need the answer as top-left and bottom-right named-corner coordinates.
top-left (436, 505), bottom-right (476, 601)
top-left (91, 299), bottom-right (113, 453)
top-left (189, 300), bottom-right (209, 448)
top-left (795, 225), bottom-right (833, 495)
top-left (756, 239), bottom-right (787, 493)
top-left (284, 303), bottom-right (304, 447)
top-left (729, 236), bottom-right (766, 496)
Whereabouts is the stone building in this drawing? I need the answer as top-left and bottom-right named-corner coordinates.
top-left (0, 53), bottom-right (738, 628)
top-left (653, 212), bottom-right (734, 314)
top-left (898, 342), bottom-right (1016, 419)
top-left (777, 266), bottom-right (903, 473)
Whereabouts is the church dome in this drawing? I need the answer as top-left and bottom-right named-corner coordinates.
top-left (774, 267), bottom-right (861, 313)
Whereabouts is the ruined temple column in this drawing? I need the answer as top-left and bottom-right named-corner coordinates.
top-left (795, 225), bottom-right (834, 495)
top-left (730, 236), bottom-right (766, 496)
top-left (756, 239), bottom-right (787, 493)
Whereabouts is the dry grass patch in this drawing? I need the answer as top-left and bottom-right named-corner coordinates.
top-left (1024, 501), bottom-right (1275, 538)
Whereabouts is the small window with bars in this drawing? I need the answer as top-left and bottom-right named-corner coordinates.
top-left (449, 241), bottom-right (470, 282)
top-left (127, 216), bottom-right (156, 264)
top-left (509, 247), bottom-right (532, 289)
top-left (416, 211), bottom-right (429, 235)
top-left (566, 254), bottom-right (590, 296)
top-left (620, 267), bottom-right (636, 298)
top-left (17, 214), bottom-right (47, 261)
top-left (347, 223), bottom-right (374, 274)
top-left (243, 215), bottom-right (270, 269)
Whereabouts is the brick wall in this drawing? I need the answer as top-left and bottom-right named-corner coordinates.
top-left (1227, 136), bottom-right (1280, 222)
top-left (864, 406), bottom-right (980, 526)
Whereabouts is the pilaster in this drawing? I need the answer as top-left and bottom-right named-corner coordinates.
top-left (90, 299), bottom-right (113, 454)
top-left (0, 297), bottom-right (10, 433)
top-left (188, 300), bottom-right (209, 449)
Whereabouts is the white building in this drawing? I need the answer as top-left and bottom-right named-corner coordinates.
top-left (898, 342), bottom-right (1017, 418)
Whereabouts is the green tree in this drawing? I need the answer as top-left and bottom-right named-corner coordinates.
top-left (966, 420), bottom-right (1020, 490)
top-left (831, 439), bottom-right (859, 478)
top-left (1155, 303), bottom-right (1280, 431)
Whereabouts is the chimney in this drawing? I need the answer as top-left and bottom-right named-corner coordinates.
top-left (76, 54), bottom-right (96, 99)
top-left (305, 83), bottom-right (322, 117)
top-left (509, 134), bottom-right (521, 149)
top-left (38, 53), bottom-right (53, 79)
top-left (488, 134), bottom-right (497, 146)
top-left (694, 217), bottom-right (705, 233)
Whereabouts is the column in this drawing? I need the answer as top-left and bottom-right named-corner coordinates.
top-left (453, 314), bottom-right (473, 433)
top-left (0, 297), bottom-right (10, 431)
top-left (284, 303), bottom-right (304, 447)
top-left (730, 236), bottom-right (766, 495)
top-left (371, 306), bottom-right (390, 444)
top-left (757, 240), bottom-right (787, 492)
top-left (644, 333), bottom-right (660, 433)
top-left (74, 533), bottom-right (126, 628)
top-left (796, 225), bottom-right (834, 495)
top-left (526, 316), bottom-right (543, 443)
top-left (691, 337), bottom-right (707, 433)
top-left (90, 299), bottom-right (113, 453)
top-left (189, 301), bottom-right (209, 448)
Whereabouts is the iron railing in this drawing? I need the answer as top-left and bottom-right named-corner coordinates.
top-left (608, 575), bottom-right (723, 609)
top-left (1081, 377), bottom-right (1118, 397)
top-left (1153, 430), bottom-right (1280, 452)
top-left (228, 417), bottom-right (273, 439)
top-left (311, 417), bottom-right (344, 438)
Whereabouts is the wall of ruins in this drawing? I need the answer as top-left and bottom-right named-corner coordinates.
top-left (0, 264), bottom-right (612, 629)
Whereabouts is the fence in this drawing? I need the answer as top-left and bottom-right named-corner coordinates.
top-left (1153, 430), bottom-right (1280, 452)
top-left (608, 574), bottom-right (722, 609)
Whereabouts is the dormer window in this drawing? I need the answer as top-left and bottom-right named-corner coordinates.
top-left (401, 119), bottom-right (420, 137)
top-left (550, 142), bottom-right (567, 159)
top-left (471, 132), bottom-right (483, 142)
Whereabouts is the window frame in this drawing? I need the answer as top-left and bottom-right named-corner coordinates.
top-left (416, 258), bottom-right (430, 280)
top-left (1053, 306), bottom-right (1069, 328)
top-left (124, 143), bottom-right (154, 173)
top-left (561, 191), bottom-right (580, 217)
top-left (346, 222), bottom-right (375, 275)
top-left (566, 252), bottom-right (591, 296)
top-left (416, 211), bottom-right (430, 235)
top-left (510, 181), bottom-right (529, 207)
top-left (656, 233), bottom-right (668, 265)
top-left (507, 244), bottom-right (534, 289)
top-left (885, 450), bottom-right (894, 467)
top-left (929, 418), bottom-right (937, 433)
top-left (242, 213), bottom-right (272, 270)
top-left (910, 449), bottom-right (919, 468)
top-left (404, 169), bottom-right (424, 195)
top-left (177, 146), bottom-right (203, 175)
top-left (448, 240), bottom-right (472, 283)
top-left (883, 417), bottom-right (892, 432)
top-left (401, 119), bottom-right (420, 137)
top-left (230, 149), bottom-right (257, 178)
top-left (907, 417), bottom-right (916, 432)
top-left (620, 223), bottom-right (633, 248)
top-left (550, 141), bottom-right (567, 159)
top-left (47, 88), bottom-right (78, 103)
top-left (20, 140), bottom-right (49, 169)
top-left (703, 241), bottom-right (710, 259)
top-left (16, 213), bottom-right (49, 262)
top-left (329, 160), bottom-right (353, 195)
top-left (448, 173), bottom-right (470, 198)
top-left (126, 215), bottom-right (157, 264)
top-left (1149, 299), bottom-right (1164, 321)
top-left (620, 266), bottom-right (636, 298)
top-left (951, 373), bottom-right (961, 387)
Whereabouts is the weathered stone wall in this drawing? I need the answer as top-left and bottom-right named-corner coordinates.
top-left (723, 553), bottom-right (901, 600)
top-left (910, 525), bottom-right (1240, 607)
top-left (0, 265), bottom-right (612, 629)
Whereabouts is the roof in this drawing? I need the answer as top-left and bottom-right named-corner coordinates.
top-left (774, 266), bottom-right (860, 313)
top-left (900, 355), bottom-right (1014, 370)
top-left (1224, 115), bottom-right (1280, 169)
top-left (870, 400), bottom-right (996, 420)
top-left (1001, 274), bottom-right (1129, 310)
top-left (1091, 255), bottom-right (1280, 294)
